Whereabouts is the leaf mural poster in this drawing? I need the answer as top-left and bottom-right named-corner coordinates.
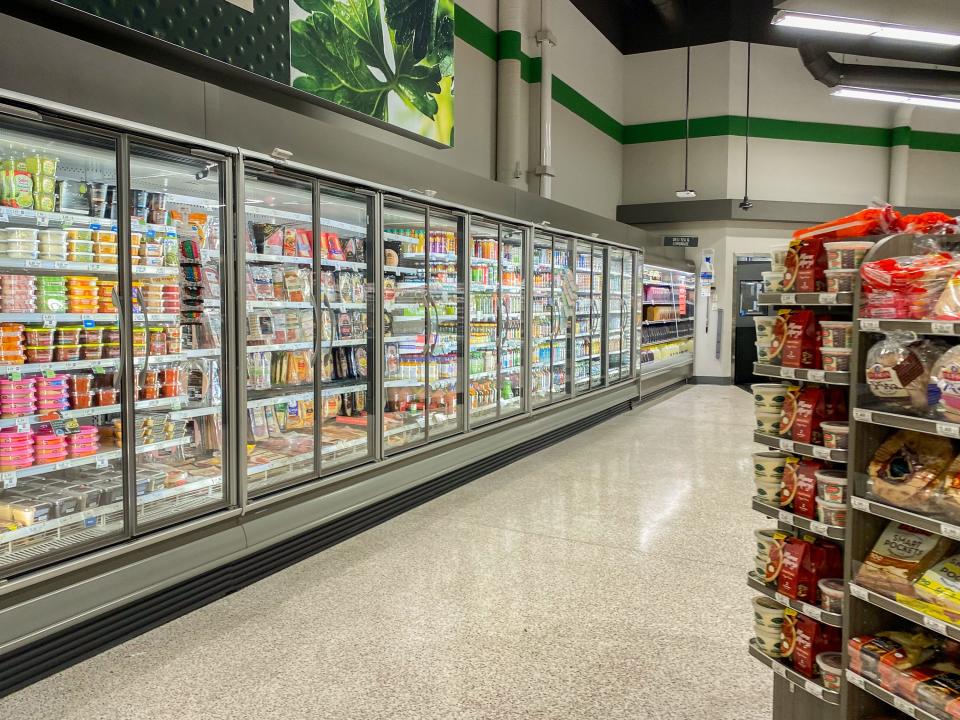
top-left (290, 0), bottom-right (455, 145)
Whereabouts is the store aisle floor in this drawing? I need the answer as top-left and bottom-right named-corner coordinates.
top-left (0, 385), bottom-right (771, 720)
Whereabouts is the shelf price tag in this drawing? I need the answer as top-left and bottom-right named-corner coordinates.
top-left (893, 696), bottom-right (916, 717)
top-left (95, 456), bottom-right (109, 469)
top-left (932, 322), bottom-right (955, 335)
top-left (0, 472), bottom-right (15, 489)
top-left (15, 418), bottom-right (30, 433)
top-left (35, 212), bottom-right (49, 227)
top-left (941, 523), bottom-right (960, 541)
top-left (923, 615), bottom-right (948, 635)
top-left (850, 584), bottom-right (869, 600)
top-left (802, 604), bottom-right (823, 621)
top-left (938, 423), bottom-right (960, 439)
top-left (809, 521), bottom-right (829, 535)
top-left (781, 293), bottom-right (796, 305)
top-left (818, 293), bottom-right (837, 305)
top-left (0, 209), bottom-right (8, 223)
top-left (846, 670), bottom-right (865, 689)
top-left (807, 370), bottom-right (825, 382)
top-left (41, 314), bottom-right (56, 329)
top-left (851, 496), bottom-right (869, 512)
top-left (779, 439), bottom-right (795, 452)
top-left (813, 446), bottom-right (832, 460)
top-left (804, 680), bottom-right (824, 699)
top-left (860, 319), bottom-right (880, 331)
top-left (853, 408), bottom-right (873, 422)
top-left (772, 662), bottom-right (787, 678)
top-left (774, 592), bottom-right (789, 606)
top-left (780, 367), bottom-right (796, 379)
top-left (25, 259), bottom-right (40, 269)
top-left (778, 509), bottom-right (793, 523)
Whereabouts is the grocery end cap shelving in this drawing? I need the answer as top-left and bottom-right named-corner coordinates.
top-left (752, 363), bottom-right (851, 386)
top-left (848, 581), bottom-right (959, 642)
top-left (859, 318), bottom-right (960, 336)
top-left (748, 640), bottom-right (839, 705)
top-left (752, 497), bottom-right (845, 540)
top-left (850, 495), bottom-right (960, 542)
top-left (747, 572), bottom-right (843, 627)
top-left (758, 292), bottom-right (853, 306)
top-left (753, 431), bottom-right (847, 463)
top-left (847, 670), bottom-right (935, 719)
top-left (851, 407), bottom-right (960, 440)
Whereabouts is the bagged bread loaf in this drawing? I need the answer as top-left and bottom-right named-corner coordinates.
top-left (933, 346), bottom-right (960, 422)
top-left (935, 455), bottom-right (960, 524)
top-left (865, 333), bottom-right (946, 414)
top-left (868, 431), bottom-right (953, 512)
top-left (856, 521), bottom-right (953, 598)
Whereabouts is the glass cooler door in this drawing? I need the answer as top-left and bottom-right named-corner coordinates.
top-left (242, 170), bottom-right (316, 496)
top-left (383, 200), bottom-right (428, 455)
top-left (530, 232), bottom-right (553, 408)
top-left (499, 224), bottom-right (524, 419)
top-left (425, 210), bottom-right (464, 440)
top-left (621, 251), bottom-right (635, 379)
top-left (467, 218), bottom-right (499, 426)
top-left (590, 244), bottom-right (605, 390)
top-left (574, 242), bottom-right (592, 393)
top-left (0, 116), bottom-right (128, 577)
top-left (552, 235), bottom-right (573, 402)
top-left (316, 185), bottom-right (374, 473)
top-left (127, 143), bottom-right (228, 529)
top-left (607, 248), bottom-right (624, 383)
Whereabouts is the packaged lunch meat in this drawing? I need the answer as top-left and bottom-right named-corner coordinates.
top-left (865, 333), bottom-right (944, 413)
top-left (849, 630), bottom-right (941, 686)
top-left (781, 310), bottom-right (820, 369)
top-left (856, 521), bottom-right (953, 598)
top-left (867, 431), bottom-right (953, 513)
top-left (916, 671), bottom-right (960, 718)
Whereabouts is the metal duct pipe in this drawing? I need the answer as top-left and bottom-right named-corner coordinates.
top-left (496, 0), bottom-right (526, 189)
top-left (799, 42), bottom-right (960, 95)
top-left (536, 0), bottom-right (556, 199)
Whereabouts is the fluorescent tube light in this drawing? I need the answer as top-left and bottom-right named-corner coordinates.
top-left (832, 86), bottom-right (960, 110)
top-left (772, 10), bottom-right (960, 46)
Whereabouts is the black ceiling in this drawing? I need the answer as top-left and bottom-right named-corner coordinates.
top-left (570, 0), bottom-right (960, 66)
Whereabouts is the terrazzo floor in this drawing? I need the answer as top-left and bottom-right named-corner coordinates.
top-left (0, 385), bottom-right (770, 719)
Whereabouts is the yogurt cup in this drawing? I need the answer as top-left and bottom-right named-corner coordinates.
top-left (818, 579), bottom-right (844, 613)
top-left (762, 271), bottom-right (784, 292)
top-left (819, 320), bottom-right (853, 349)
top-left (825, 241), bottom-right (874, 270)
top-left (817, 497), bottom-right (847, 527)
top-left (816, 652), bottom-right (843, 691)
top-left (753, 451), bottom-right (789, 476)
top-left (755, 412), bottom-right (781, 434)
top-left (821, 347), bottom-right (852, 372)
top-left (816, 469), bottom-right (848, 503)
top-left (825, 268), bottom-right (857, 293)
top-left (821, 421), bottom-right (849, 450)
top-left (752, 383), bottom-right (788, 410)
top-left (753, 596), bottom-right (784, 629)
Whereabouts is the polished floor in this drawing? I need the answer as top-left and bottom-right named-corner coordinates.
top-left (0, 385), bottom-right (771, 719)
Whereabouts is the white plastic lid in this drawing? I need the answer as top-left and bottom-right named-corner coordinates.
top-left (815, 470), bottom-right (848, 486)
top-left (816, 651), bottom-right (843, 673)
top-left (762, 271), bottom-right (783, 278)
top-left (818, 578), bottom-right (845, 596)
top-left (816, 496), bottom-right (847, 507)
top-left (820, 421), bottom-right (849, 432)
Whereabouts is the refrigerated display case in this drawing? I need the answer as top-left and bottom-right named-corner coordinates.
top-left (467, 218), bottom-right (525, 426)
top-left (531, 232), bottom-right (572, 408)
top-left (574, 241), bottom-right (605, 392)
top-left (638, 263), bottom-right (696, 379)
top-left (382, 200), bottom-right (464, 454)
top-left (606, 247), bottom-right (637, 383)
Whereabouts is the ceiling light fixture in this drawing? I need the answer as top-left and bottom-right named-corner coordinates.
top-left (772, 10), bottom-right (960, 46)
top-left (832, 86), bottom-right (960, 110)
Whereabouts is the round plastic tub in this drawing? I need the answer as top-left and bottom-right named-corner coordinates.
top-left (140, 384), bottom-right (160, 400)
top-left (761, 271), bottom-right (784, 292)
top-left (35, 374), bottom-right (68, 388)
top-left (0, 378), bottom-right (35, 392)
top-left (80, 327), bottom-right (103, 344)
top-left (54, 345), bottom-right (80, 362)
top-left (35, 450), bottom-right (68, 465)
top-left (818, 579), bottom-right (844, 613)
top-left (0, 350), bottom-right (25, 365)
top-left (755, 412), bottom-right (781, 435)
top-left (96, 387), bottom-right (118, 405)
top-left (0, 404), bottom-right (33, 418)
top-left (753, 596), bottom-right (784, 629)
top-left (753, 451), bottom-right (789, 477)
top-left (825, 269), bottom-right (857, 293)
top-left (816, 652), bottom-right (843, 691)
top-left (770, 247), bottom-right (788, 272)
top-left (753, 316), bottom-right (784, 345)
top-left (817, 497), bottom-right (847, 527)
top-left (55, 326), bottom-right (82, 345)
top-left (755, 343), bottom-right (779, 364)
top-left (68, 443), bottom-right (99, 458)
top-left (816, 469), bottom-right (848, 503)
top-left (821, 421), bottom-right (849, 450)
top-left (821, 347), bottom-right (852, 372)
top-left (819, 320), bottom-right (853, 349)
top-left (80, 344), bottom-right (103, 360)
top-left (36, 399), bottom-right (69, 412)
top-left (825, 241), bottom-right (873, 270)
top-left (69, 392), bottom-right (94, 410)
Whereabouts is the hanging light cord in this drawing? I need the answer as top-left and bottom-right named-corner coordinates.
top-left (683, 44), bottom-right (691, 191)
top-left (744, 42), bottom-right (751, 200)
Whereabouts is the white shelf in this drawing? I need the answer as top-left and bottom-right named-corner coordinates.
top-left (246, 390), bottom-right (313, 409)
top-left (246, 253), bottom-right (313, 265)
top-left (244, 206), bottom-right (311, 223)
top-left (181, 348), bottom-right (220, 359)
top-left (320, 258), bottom-right (367, 271)
top-left (168, 404), bottom-right (221, 420)
top-left (246, 342), bottom-right (312, 354)
top-left (753, 431), bottom-right (848, 463)
top-left (247, 300), bottom-right (313, 310)
top-left (747, 572), bottom-right (842, 626)
top-left (0, 207), bottom-right (177, 235)
top-left (248, 452), bottom-right (314, 476)
top-left (322, 383), bottom-right (367, 397)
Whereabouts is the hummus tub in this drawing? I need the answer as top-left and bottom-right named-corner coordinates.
top-left (824, 268), bottom-right (857, 293)
top-left (752, 383), bottom-right (788, 410)
top-left (815, 469), bottom-right (848, 503)
top-left (753, 596), bottom-right (784, 628)
top-left (824, 240), bottom-right (874, 270)
top-left (821, 347), bottom-right (852, 372)
top-left (818, 579), bottom-right (844, 613)
top-left (816, 497), bottom-right (847, 526)
top-left (821, 421), bottom-right (849, 449)
top-left (762, 271), bottom-right (784, 292)
top-left (755, 343), bottom-right (779, 364)
top-left (754, 476), bottom-right (782, 502)
top-left (753, 451), bottom-right (789, 476)
top-left (816, 652), bottom-right (843, 691)
top-left (819, 320), bottom-right (853, 349)
top-left (755, 412), bottom-right (781, 434)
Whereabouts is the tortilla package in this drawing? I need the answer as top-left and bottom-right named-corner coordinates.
top-left (867, 431), bottom-right (953, 513)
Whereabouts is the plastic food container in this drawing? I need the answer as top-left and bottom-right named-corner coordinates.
top-left (755, 343), bottom-right (779, 364)
top-left (825, 241), bottom-right (873, 270)
top-left (816, 652), bottom-right (843, 691)
top-left (816, 469), bottom-right (848, 503)
top-left (753, 596), bottom-right (784, 629)
top-left (165, 326), bottom-right (181, 353)
top-left (55, 326), bottom-right (82, 345)
top-left (825, 269), bottom-right (857, 293)
top-left (0, 228), bottom-right (38, 241)
top-left (36, 295), bottom-right (67, 313)
top-left (0, 350), bottom-right (25, 365)
top-left (817, 497), bottom-right (847, 527)
top-left (770, 247), bottom-right (788, 272)
top-left (821, 347), bottom-right (852, 372)
top-left (37, 229), bottom-right (67, 243)
top-left (80, 343), bottom-right (103, 360)
top-left (819, 320), bottom-right (853, 349)
top-left (96, 387), bottom-right (118, 406)
top-left (821, 421), bottom-right (849, 450)
top-left (818, 579), bottom-right (844, 613)
top-left (80, 327), bottom-right (103, 344)
top-left (24, 346), bottom-right (54, 363)
top-left (69, 392), bottom-right (94, 410)
top-left (54, 345), bottom-right (80, 362)
top-left (24, 327), bottom-right (54, 346)
top-left (753, 316), bottom-right (783, 345)
top-left (67, 240), bottom-right (94, 254)
top-left (753, 451), bottom-right (788, 477)
top-left (762, 271), bottom-right (784, 292)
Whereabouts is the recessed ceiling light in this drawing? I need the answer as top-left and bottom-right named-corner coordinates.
top-left (832, 86), bottom-right (960, 110)
top-left (772, 10), bottom-right (960, 46)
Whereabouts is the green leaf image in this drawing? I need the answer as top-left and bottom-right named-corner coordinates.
top-left (291, 0), bottom-right (454, 144)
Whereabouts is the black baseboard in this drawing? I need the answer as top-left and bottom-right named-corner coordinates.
top-left (690, 376), bottom-right (732, 385)
top-left (0, 397), bottom-right (636, 698)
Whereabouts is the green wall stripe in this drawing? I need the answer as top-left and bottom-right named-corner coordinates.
top-left (454, 7), bottom-right (497, 61)
top-left (452, 6), bottom-right (960, 153)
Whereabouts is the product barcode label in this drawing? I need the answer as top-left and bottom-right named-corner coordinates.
top-left (813, 446), bottom-right (832, 460)
top-left (781, 293), bottom-right (796, 305)
top-left (780, 367), bottom-right (796, 379)
top-left (893, 696), bottom-right (916, 716)
top-left (853, 408), bottom-right (872, 422)
top-left (772, 662), bottom-right (787, 678)
top-left (96, 457), bottom-right (109, 469)
top-left (779, 439), bottom-right (795, 452)
top-left (850, 584), bottom-right (869, 600)
top-left (804, 680), bottom-right (824, 699)
top-left (0, 472), bottom-right (15, 489)
top-left (774, 592), bottom-right (789, 606)
top-left (938, 422), bottom-right (960, 438)
top-left (941, 523), bottom-right (960, 540)
top-left (860, 319), bottom-right (880, 331)
top-left (932, 321), bottom-right (955, 335)
top-left (809, 521), bottom-right (829, 535)
top-left (846, 670), bottom-right (865, 688)
top-left (923, 615), bottom-right (948, 635)
top-left (818, 293), bottom-right (837, 305)
top-left (807, 370), bottom-right (825, 382)
top-left (778, 509), bottom-right (793, 523)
